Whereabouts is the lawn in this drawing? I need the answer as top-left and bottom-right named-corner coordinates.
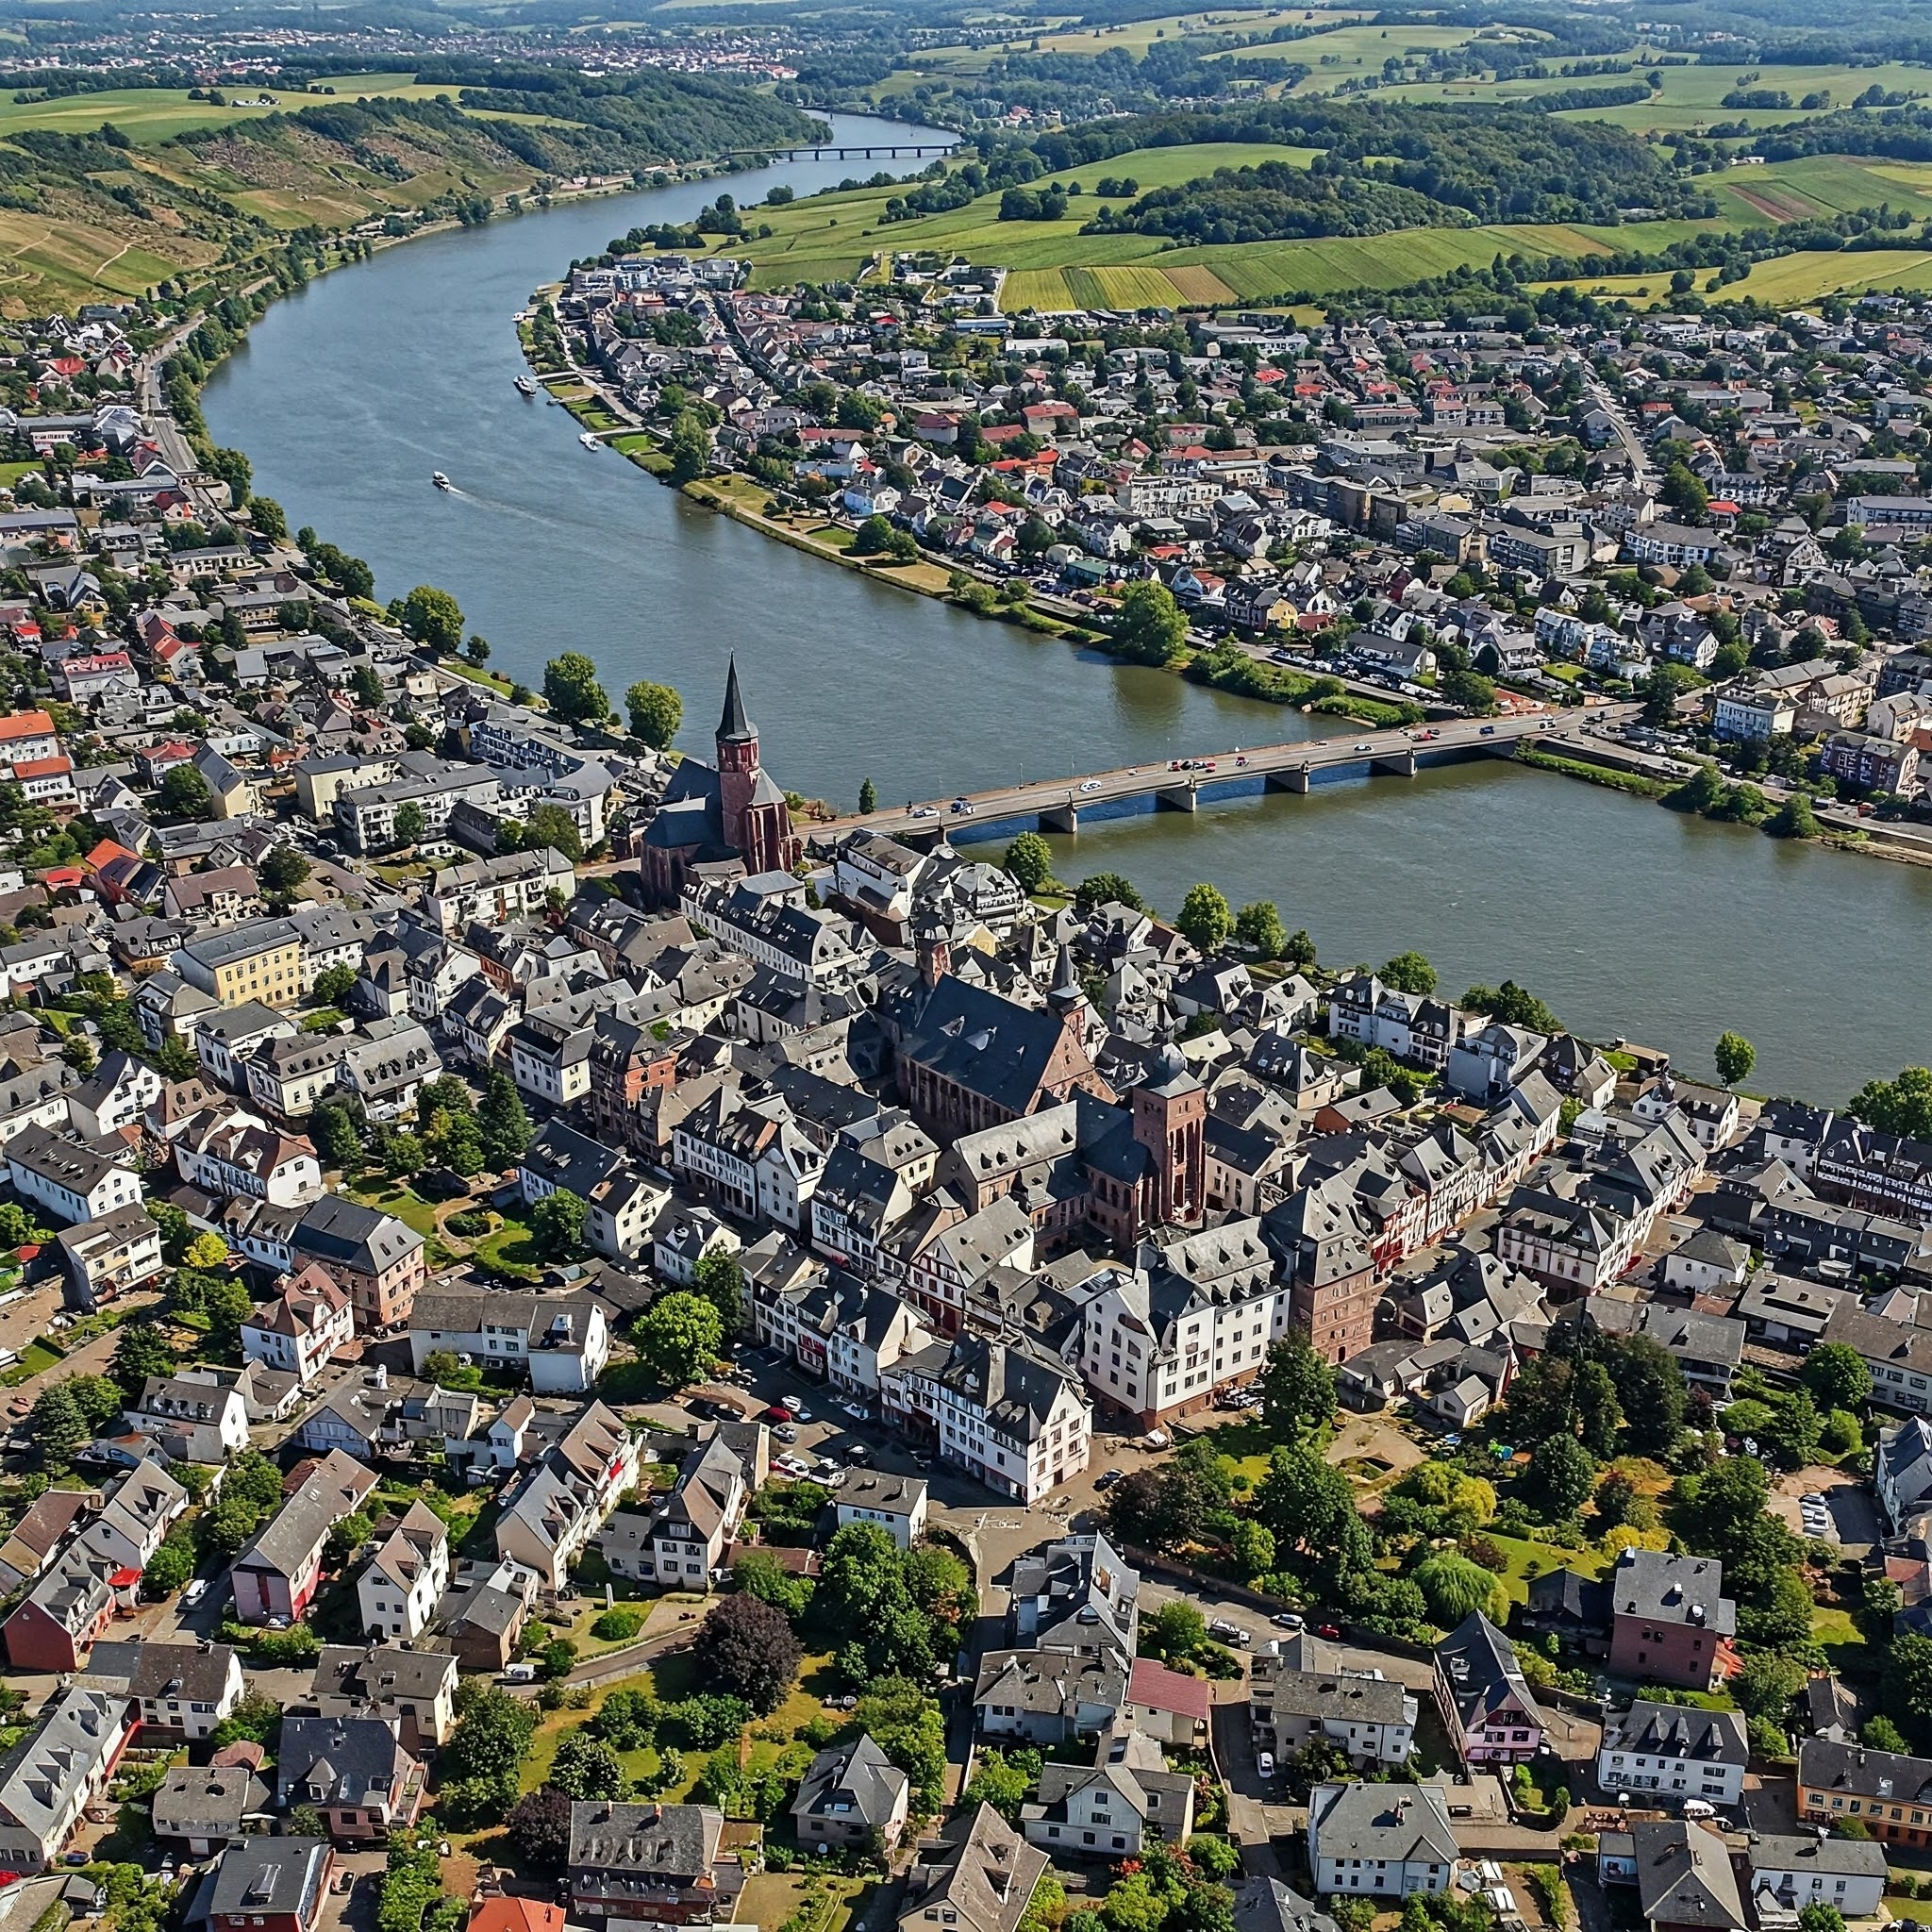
top-left (1481, 1532), bottom-right (1609, 1607)
top-left (472, 1206), bottom-right (543, 1282)
top-left (343, 1177), bottom-right (444, 1241)
top-left (0, 1338), bottom-right (61, 1385)
top-left (1812, 1603), bottom-right (1873, 1678)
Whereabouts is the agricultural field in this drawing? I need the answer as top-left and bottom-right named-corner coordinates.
top-left (1537, 246), bottom-right (1932, 308)
top-left (723, 121), bottom-right (1932, 312)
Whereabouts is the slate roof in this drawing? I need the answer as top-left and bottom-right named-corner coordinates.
top-left (1436, 1610), bottom-right (1547, 1737)
top-left (792, 1733), bottom-right (908, 1829)
top-left (567, 1798), bottom-right (724, 1890)
top-left (1307, 1782), bottom-right (1457, 1867)
top-left (1602, 1701), bottom-right (1747, 1768)
top-left (1610, 1548), bottom-right (1737, 1637)
top-left (1630, 1820), bottom-right (1748, 1931)
top-left (150, 1764), bottom-right (269, 1841)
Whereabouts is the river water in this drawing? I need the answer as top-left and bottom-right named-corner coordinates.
top-left (202, 111), bottom-right (1932, 1102)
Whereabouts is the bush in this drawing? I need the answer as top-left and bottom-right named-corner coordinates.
top-left (591, 1607), bottom-right (644, 1642)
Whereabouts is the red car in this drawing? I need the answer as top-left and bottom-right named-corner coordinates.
top-left (763, 1404), bottom-right (790, 1423)
top-left (1317, 1624), bottom-right (1341, 1640)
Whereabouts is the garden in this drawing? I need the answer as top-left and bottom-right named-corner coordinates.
top-left (1103, 1324), bottom-right (1894, 1755)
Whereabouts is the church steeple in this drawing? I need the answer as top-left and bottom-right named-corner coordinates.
top-left (718, 656), bottom-right (755, 745)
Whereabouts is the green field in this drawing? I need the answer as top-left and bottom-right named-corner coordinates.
top-left (0, 72), bottom-right (569, 150)
top-left (1540, 246), bottom-right (1932, 308)
top-left (731, 144), bottom-right (1932, 312)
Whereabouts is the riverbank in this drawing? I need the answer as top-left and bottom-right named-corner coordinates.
top-left (520, 283), bottom-right (1932, 877)
top-left (520, 285), bottom-right (1477, 726)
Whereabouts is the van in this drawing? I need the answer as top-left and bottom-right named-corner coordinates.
top-left (505, 1661), bottom-right (539, 1683)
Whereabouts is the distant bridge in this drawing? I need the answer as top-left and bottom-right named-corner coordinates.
top-left (727, 142), bottom-right (955, 163)
top-left (817, 710), bottom-right (1625, 844)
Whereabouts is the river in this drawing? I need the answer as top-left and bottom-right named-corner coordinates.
top-left (202, 111), bottom-right (1932, 1103)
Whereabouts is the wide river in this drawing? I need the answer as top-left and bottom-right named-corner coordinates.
top-left (204, 112), bottom-right (1932, 1102)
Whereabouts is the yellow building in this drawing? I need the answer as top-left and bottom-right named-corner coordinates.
top-left (174, 918), bottom-right (305, 1009)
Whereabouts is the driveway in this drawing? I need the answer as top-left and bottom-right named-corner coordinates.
top-left (1211, 1689), bottom-right (1278, 1871)
top-left (1769, 1466), bottom-right (1878, 1554)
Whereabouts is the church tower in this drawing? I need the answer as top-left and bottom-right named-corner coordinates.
top-left (1132, 1044), bottom-right (1207, 1227)
top-left (716, 657), bottom-right (760, 858)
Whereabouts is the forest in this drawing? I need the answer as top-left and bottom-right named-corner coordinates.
top-left (1058, 103), bottom-right (1705, 244)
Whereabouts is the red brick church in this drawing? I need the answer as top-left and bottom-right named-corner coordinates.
top-left (641, 659), bottom-right (801, 906)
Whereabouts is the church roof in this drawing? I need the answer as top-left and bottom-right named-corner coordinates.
top-left (719, 656), bottom-right (755, 744)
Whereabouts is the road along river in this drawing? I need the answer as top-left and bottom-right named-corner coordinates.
top-left (201, 112), bottom-right (1932, 1099)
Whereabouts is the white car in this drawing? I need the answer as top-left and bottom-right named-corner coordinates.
top-left (841, 1401), bottom-right (870, 1423)
top-left (1079, 778), bottom-right (1102, 792)
top-left (182, 1578), bottom-right (208, 1607)
top-left (775, 1453), bottom-right (814, 1479)
top-left (1354, 741), bottom-right (1374, 751)
top-left (1257, 1751), bottom-right (1275, 1779)
top-left (781, 1394), bottom-right (803, 1415)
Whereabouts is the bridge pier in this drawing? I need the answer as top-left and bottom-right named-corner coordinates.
top-left (1265, 765), bottom-right (1312, 794)
top-left (1154, 784), bottom-right (1198, 813)
top-left (1371, 750), bottom-right (1419, 779)
top-left (1039, 804), bottom-right (1078, 835)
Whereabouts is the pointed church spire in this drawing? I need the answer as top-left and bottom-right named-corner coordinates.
top-left (718, 656), bottom-right (754, 744)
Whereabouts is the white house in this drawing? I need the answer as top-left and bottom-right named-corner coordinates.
top-left (1597, 1701), bottom-right (1749, 1809)
top-left (1747, 1835), bottom-right (1889, 1920)
top-left (357, 1500), bottom-right (450, 1641)
top-left (408, 1291), bottom-right (609, 1395)
top-left (834, 1473), bottom-right (928, 1550)
top-left (7, 1124), bottom-right (141, 1227)
top-left (1307, 1783), bottom-right (1457, 1896)
top-left (241, 1266), bottom-right (355, 1386)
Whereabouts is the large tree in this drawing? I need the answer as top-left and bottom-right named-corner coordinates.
top-left (692, 1245), bottom-right (745, 1339)
top-left (549, 1730), bottom-right (627, 1800)
top-left (397, 584), bottom-right (464, 655)
top-left (543, 651), bottom-right (611, 726)
top-left (506, 1789), bottom-right (573, 1868)
top-left (29, 1381), bottom-right (88, 1467)
top-left (158, 764), bottom-right (211, 818)
top-left (1176, 882), bottom-right (1233, 952)
top-left (1847, 1066), bottom-right (1932, 1142)
top-left (1529, 1432), bottom-right (1596, 1517)
top-left (530, 1189), bottom-right (588, 1261)
top-left (1379, 950), bottom-right (1437, 995)
top-left (1598, 1332), bottom-right (1687, 1455)
top-left (1257, 1331), bottom-right (1336, 1437)
top-left (693, 1593), bottom-right (803, 1714)
top-left (625, 680), bottom-right (682, 748)
top-left (1802, 1342), bottom-right (1872, 1414)
top-left (1110, 581), bottom-right (1188, 666)
top-left (635, 1291), bottom-right (724, 1388)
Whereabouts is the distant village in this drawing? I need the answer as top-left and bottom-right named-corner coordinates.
top-left (557, 253), bottom-right (1932, 819)
top-left (0, 295), bottom-right (1917, 1932)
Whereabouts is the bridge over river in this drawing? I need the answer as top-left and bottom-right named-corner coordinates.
top-left (818, 707), bottom-right (1637, 845)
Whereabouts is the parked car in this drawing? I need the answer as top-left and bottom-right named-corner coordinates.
top-left (774, 1424), bottom-right (799, 1442)
top-left (1257, 1751), bottom-right (1275, 1778)
top-left (781, 1394), bottom-right (804, 1416)
top-left (183, 1578), bottom-right (208, 1607)
top-left (505, 1662), bottom-right (538, 1682)
top-left (1317, 1624), bottom-right (1341, 1639)
top-left (1274, 1611), bottom-right (1304, 1629)
top-left (841, 1401), bottom-right (870, 1423)
top-left (763, 1404), bottom-right (791, 1423)
top-left (1209, 1618), bottom-right (1251, 1647)
top-left (1094, 1469), bottom-right (1123, 1491)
